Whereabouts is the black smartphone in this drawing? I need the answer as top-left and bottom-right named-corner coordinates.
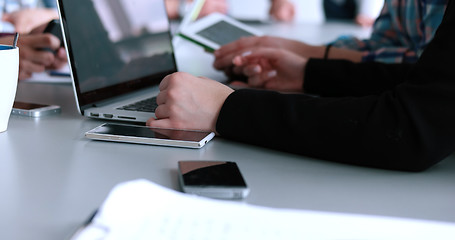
top-left (178, 161), bottom-right (250, 199)
top-left (43, 19), bottom-right (64, 51)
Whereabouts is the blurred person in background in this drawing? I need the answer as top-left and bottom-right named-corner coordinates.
top-left (0, 1), bottom-right (66, 80)
top-left (165, 0), bottom-right (295, 22)
top-left (329, 0), bottom-right (447, 63)
top-left (1, 0), bottom-right (58, 33)
top-left (324, 0), bottom-right (384, 27)
top-left (213, 0), bottom-right (448, 79)
top-left (0, 0), bottom-right (66, 81)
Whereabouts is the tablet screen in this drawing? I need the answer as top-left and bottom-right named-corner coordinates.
top-left (196, 20), bottom-right (254, 45)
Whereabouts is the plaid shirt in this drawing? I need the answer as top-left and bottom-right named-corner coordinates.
top-left (331, 0), bottom-right (447, 63)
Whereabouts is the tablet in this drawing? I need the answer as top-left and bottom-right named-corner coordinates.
top-left (85, 123), bottom-right (215, 149)
top-left (178, 13), bottom-right (263, 52)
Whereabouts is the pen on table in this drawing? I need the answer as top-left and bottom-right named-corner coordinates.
top-left (84, 209), bottom-right (98, 225)
top-left (49, 70), bottom-right (71, 77)
top-left (13, 32), bottom-right (19, 47)
top-left (68, 209), bottom-right (100, 240)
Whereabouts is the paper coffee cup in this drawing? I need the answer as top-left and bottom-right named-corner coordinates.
top-left (0, 45), bottom-right (19, 133)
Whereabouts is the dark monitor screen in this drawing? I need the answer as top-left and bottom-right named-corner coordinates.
top-left (58, 0), bottom-right (177, 107)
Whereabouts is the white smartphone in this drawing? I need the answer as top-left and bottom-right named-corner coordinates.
top-left (178, 13), bottom-right (262, 52)
top-left (85, 123), bottom-right (215, 149)
top-left (12, 101), bottom-right (61, 117)
top-left (178, 160), bottom-right (250, 199)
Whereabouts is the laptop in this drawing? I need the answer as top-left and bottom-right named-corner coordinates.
top-left (57, 0), bottom-right (177, 123)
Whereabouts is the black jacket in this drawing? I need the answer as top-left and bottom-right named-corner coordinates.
top-left (216, 0), bottom-right (455, 172)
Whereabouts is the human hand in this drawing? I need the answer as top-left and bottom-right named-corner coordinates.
top-left (146, 72), bottom-right (234, 133)
top-left (28, 23), bottom-right (68, 71)
top-left (269, 0), bottom-right (295, 22)
top-left (355, 14), bottom-right (376, 27)
top-left (231, 47), bottom-right (307, 91)
top-left (199, 0), bottom-right (228, 17)
top-left (8, 34), bottom-right (63, 80)
top-left (214, 36), bottom-right (305, 74)
top-left (46, 47), bottom-right (68, 70)
top-left (2, 8), bottom-right (59, 34)
top-left (165, 0), bottom-right (180, 19)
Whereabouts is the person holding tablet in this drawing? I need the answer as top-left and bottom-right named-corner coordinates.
top-left (146, 0), bottom-right (455, 172)
top-left (213, 0), bottom-right (447, 66)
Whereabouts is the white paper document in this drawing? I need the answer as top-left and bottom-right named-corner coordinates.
top-left (24, 64), bottom-right (71, 84)
top-left (72, 179), bottom-right (455, 240)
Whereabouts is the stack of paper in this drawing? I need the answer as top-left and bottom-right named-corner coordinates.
top-left (72, 179), bottom-right (455, 240)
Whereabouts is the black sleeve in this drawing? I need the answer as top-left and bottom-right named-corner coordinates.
top-left (303, 59), bottom-right (413, 97)
top-left (216, 0), bottom-right (455, 172)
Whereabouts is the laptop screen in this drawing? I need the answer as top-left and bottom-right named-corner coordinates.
top-left (58, 0), bottom-right (177, 108)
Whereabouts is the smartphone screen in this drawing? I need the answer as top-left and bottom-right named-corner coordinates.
top-left (13, 102), bottom-right (49, 110)
top-left (179, 161), bottom-right (247, 187)
top-left (178, 161), bottom-right (249, 199)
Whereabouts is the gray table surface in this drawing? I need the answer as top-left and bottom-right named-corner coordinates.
top-left (1, 22), bottom-right (455, 240)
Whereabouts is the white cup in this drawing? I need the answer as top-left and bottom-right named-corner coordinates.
top-left (0, 45), bottom-right (19, 133)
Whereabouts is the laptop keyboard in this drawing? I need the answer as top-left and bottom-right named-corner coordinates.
top-left (116, 97), bottom-right (158, 113)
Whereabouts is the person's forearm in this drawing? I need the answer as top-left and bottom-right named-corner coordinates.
top-left (326, 47), bottom-right (363, 62)
top-left (216, 0), bottom-right (455, 172)
top-left (304, 59), bottom-right (413, 97)
top-left (298, 44), bottom-right (363, 62)
top-left (217, 85), bottom-right (444, 172)
top-left (294, 43), bottom-right (324, 59)
top-left (217, 59), bottom-right (448, 172)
